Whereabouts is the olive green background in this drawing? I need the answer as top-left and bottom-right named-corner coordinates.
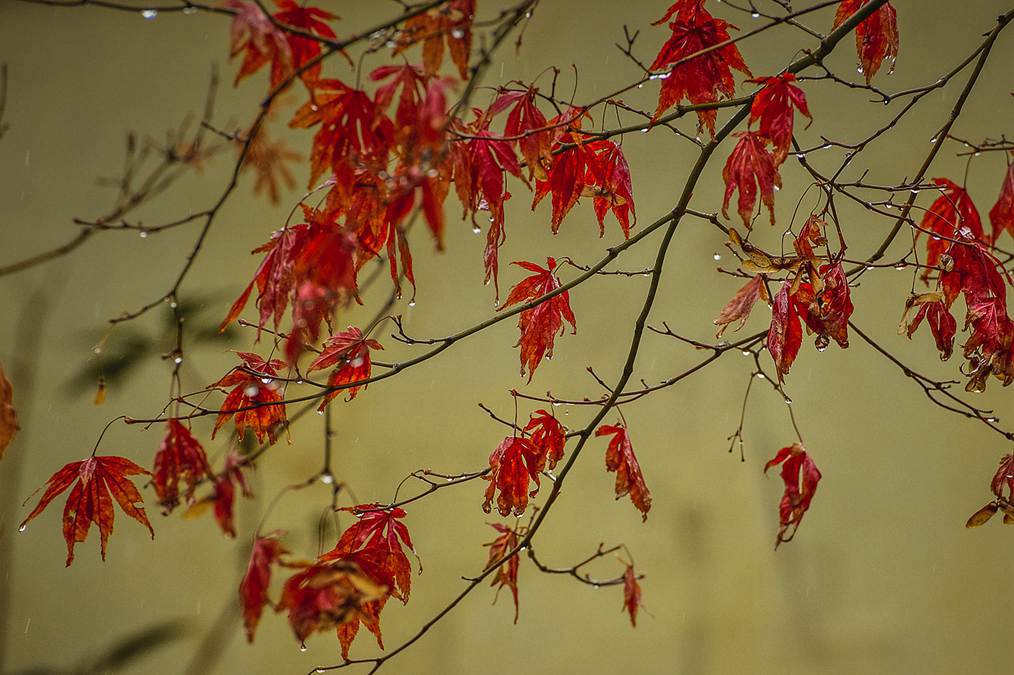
top-left (2, 1), bottom-right (1014, 673)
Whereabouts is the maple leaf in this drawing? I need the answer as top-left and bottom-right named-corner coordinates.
top-left (323, 505), bottom-right (416, 603)
top-left (918, 178), bottom-right (985, 283)
top-left (492, 87), bottom-right (552, 180)
top-left (219, 224), bottom-right (305, 334)
top-left (242, 126), bottom-right (301, 204)
top-left (899, 292), bottom-right (957, 361)
top-left (20, 455), bottom-right (154, 566)
top-left (240, 531), bottom-right (290, 642)
top-left (482, 436), bottom-right (543, 517)
top-left (988, 157), bottom-right (1014, 243)
top-left (498, 258), bottom-right (577, 381)
top-left (764, 443), bottom-right (822, 547)
top-left (586, 140), bottom-right (637, 238)
top-left (222, 0), bottom-right (293, 88)
top-left (714, 275), bottom-right (768, 338)
top-left (306, 326), bottom-right (383, 411)
top-left (722, 131), bottom-right (782, 228)
top-left (532, 139), bottom-right (591, 232)
top-left (211, 352), bottom-right (288, 444)
top-left (483, 523), bottom-right (521, 622)
top-left (276, 557), bottom-right (386, 650)
top-left (748, 72), bottom-right (811, 165)
top-left (595, 423), bottom-right (652, 521)
top-left (152, 419), bottom-right (211, 512)
top-left (290, 80), bottom-right (395, 188)
top-left (793, 214), bottom-right (827, 263)
top-left (649, 0), bottom-right (751, 136)
top-left (395, 0), bottom-right (475, 80)
top-left (798, 263), bottom-right (855, 351)
top-left (622, 564), bottom-right (643, 627)
top-left (272, 0), bottom-right (338, 85)
top-left (833, 0), bottom-right (898, 83)
top-left (525, 409), bottom-right (566, 472)
top-left (183, 449), bottom-right (253, 538)
top-left (767, 280), bottom-right (803, 382)
top-left (0, 364), bottom-right (17, 460)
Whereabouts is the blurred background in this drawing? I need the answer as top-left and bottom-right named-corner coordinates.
top-left (2, 1), bottom-right (1014, 673)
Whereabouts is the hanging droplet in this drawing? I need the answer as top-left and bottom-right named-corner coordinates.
top-left (713, 252), bottom-right (722, 261)
top-left (783, 396), bottom-right (793, 405)
top-left (320, 473), bottom-right (334, 485)
top-left (182, 6), bottom-right (198, 15)
top-left (755, 372), bottom-right (766, 379)
top-left (18, 524), bottom-right (27, 533)
top-left (451, 28), bottom-right (465, 39)
top-left (316, 410), bottom-right (325, 416)
top-left (299, 642), bottom-right (308, 652)
top-left (139, 230), bottom-right (149, 238)
top-left (173, 356), bottom-right (183, 365)
top-left (140, 8), bottom-right (158, 20)
top-left (741, 350), bottom-right (751, 357)
top-left (751, 11), bottom-right (760, 18)
top-left (260, 377), bottom-right (273, 385)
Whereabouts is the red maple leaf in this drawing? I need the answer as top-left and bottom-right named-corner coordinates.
top-left (767, 280), bottom-right (803, 382)
top-left (988, 158), bottom-right (1014, 244)
top-left (222, 0), bottom-right (292, 88)
top-left (498, 258), bottom-right (577, 381)
top-left (20, 455), bottom-right (154, 566)
top-left (532, 138), bottom-right (591, 232)
top-left (483, 522), bottom-right (521, 622)
top-left (219, 224), bottom-right (305, 334)
top-left (491, 87), bottom-right (552, 180)
top-left (748, 72), bottom-right (811, 165)
top-left (764, 443), bottom-right (822, 547)
top-left (797, 262), bottom-right (855, 351)
top-left (482, 435), bottom-right (543, 517)
top-left (622, 564), bottom-right (643, 627)
top-left (273, 0), bottom-right (338, 85)
top-left (649, 0), bottom-right (751, 136)
top-left (918, 178), bottom-right (985, 279)
top-left (290, 79), bottom-right (395, 187)
top-left (587, 140), bottom-right (637, 239)
top-left (211, 352), bottom-right (288, 444)
top-left (900, 292), bottom-right (956, 361)
top-left (722, 131), bottom-right (782, 228)
top-left (833, 0), bottom-right (898, 83)
top-left (242, 126), bottom-right (301, 205)
top-left (525, 409), bottom-right (566, 472)
top-left (306, 326), bottom-right (383, 411)
top-left (395, 0), bottom-right (476, 80)
top-left (323, 505), bottom-right (416, 603)
top-left (595, 423), bottom-right (652, 521)
top-left (714, 275), bottom-right (768, 338)
top-left (152, 419), bottom-right (211, 512)
top-left (240, 531), bottom-right (290, 642)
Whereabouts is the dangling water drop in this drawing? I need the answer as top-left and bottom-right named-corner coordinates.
top-left (140, 8), bottom-right (158, 20)
top-left (300, 642), bottom-right (308, 652)
top-left (713, 252), bottom-right (721, 261)
top-left (19, 524), bottom-right (27, 533)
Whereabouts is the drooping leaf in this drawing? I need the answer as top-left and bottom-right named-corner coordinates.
top-left (833, 0), bottom-right (899, 83)
top-left (498, 258), bottom-right (577, 381)
top-left (595, 423), bottom-right (652, 521)
top-left (764, 443), bottom-right (821, 547)
top-left (766, 280), bottom-right (803, 381)
top-left (240, 531), bottom-right (290, 642)
top-left (797, 263), bottom-right (854, 351)
top-left (918, 178), bottom-right (984, 287)
top-left (714, 275), bottom-right (768, 338)
top-left (322, 505), bottom-right (416, 603)
top-left (152, 419), bottom-right (211, 513)
top-left (0, 364), bottom-right (17, 460)
top-left (899, 292), bottom-right (956, 360)
top-left (524, 409), bottom-right (566, 472)
top-left (722, 131), bottom-right (782, 228)
top-left (988, 157), bottom-right (1014, 244)
top-left (20, 455), bottom-right (154, 566)
top-left (483, 523), bottom-right (521, 622)
top-left (748, 72), bottom-right (811, 165)
top-left (482, 436), bottom-right (543, 517)
top-left (622, 564), bottom-right (642, 627)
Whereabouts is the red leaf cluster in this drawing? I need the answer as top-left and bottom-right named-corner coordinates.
top-left (748, 72), bottom-right (810, 165)
top-left (152, 419), bottom-right (211, 512)
top-left (649, 0), bottom-right (751, 136)
top-left (20, 455), bottom-right (154, 566)
top-left (499, 258), bottom-right (577, 381)
top-left (595, 423), bottom-right (652, 521)
top-left (764, 443), bottom-right (821, 547)
top-left (722, 131), bottom-right (781, 228)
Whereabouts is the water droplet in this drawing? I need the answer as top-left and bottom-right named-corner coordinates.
top-left (408, 300), bottom-right (416, 307)
top-left (552, 401), bottom-right (561, 407)
top-left (182, 6), bottom-right (198, 15)
top-left (320, 473), bottom-right (334, 485)
top-left (317, 410), bottom-right (325, 416)
top-left (783, 396), bottom-right (792, 405)
top-left (18, 524), bottom-right (27, 533)
top-left (244, 385), bottom-right (259, 397)
top-left (755, 373), bottom-right (766, 379)
top-left (173, 356), bottom-right (183, 365)
top-left (741, 350), bottom-right (751, 357)
top-left (795, 152), bottom-right (805, 160)
top-left (451, 28), bottom-right (465, 39)
top-left (856, 66), bottom-right (863, 74)
top-left (139, 230), bottom-right (149, 238)
top-left (894, 263), bottom-right (906, 270)
top-left (986, 416), bottom-right (999, 423)
top-left (637, 83), bottom-right (644, 89)
top-left (140, 8), bottom-right (158, 20)
top-left (260, 377), bottom-right (273, 385)
top-left (751, 11), bottom-right (760, 18)
top-left (300, 642), bottom-right (308, 652)
top-left (713, 252), bottom-right (722, 261)
top-left (472, 225), bottom-right (481, 234)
